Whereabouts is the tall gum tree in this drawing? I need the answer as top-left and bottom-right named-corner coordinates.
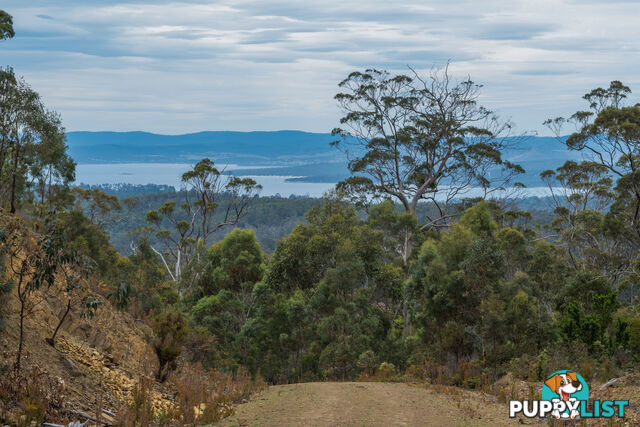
top-left (332, 66), bottom-right (524, 333)
top-left (332, 65), bottom-right (524, 265)
top-left (545, 81), bottom-right (640, 242)
top-left (0, 68), bottom-right (74, 215)
top-left (145, 158), bottom-right (262, 287)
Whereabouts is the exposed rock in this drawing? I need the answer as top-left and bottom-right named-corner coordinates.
top-left (60, 355), bottom-right (82, 378)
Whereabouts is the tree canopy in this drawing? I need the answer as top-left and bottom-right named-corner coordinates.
top-left (332, 66), bottom-right (524, 238)
top-left (0, 10), bottom-right (14, 40)
top-left (0, 68), bottom-right (75, 215)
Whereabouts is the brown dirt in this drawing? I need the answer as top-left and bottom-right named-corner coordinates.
top-left (218, 382), bottom-right (518, 426)
top-left (0, 278), bottom-right (173, 418)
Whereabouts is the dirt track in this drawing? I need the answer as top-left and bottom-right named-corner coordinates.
top-left (218, 382), bottom-right (518, 426)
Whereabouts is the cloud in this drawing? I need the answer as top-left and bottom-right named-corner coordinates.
top-left (1, 0), bottom-right (639, 135)
top-left (474, 23), bottom-right (552, 41)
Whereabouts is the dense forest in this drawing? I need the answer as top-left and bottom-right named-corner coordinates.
top-left (74, 183), bottom-right (555, 255)
top-left (2, 7), bottom-right (640, 424)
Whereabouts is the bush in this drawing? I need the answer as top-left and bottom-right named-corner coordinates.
top-left (405, 363), bottom-right (428, 382)
top-left (171, 364), bottom-right (266, 425)
top-left (356, 350), bottom-right (378, 376)
top-left (0, 365), bottom-right (65, 425)
top-left (376, 362), bottom-right (396, 380)
top-left (153, 310), bottom-right (188, 382)
top-left (117, 377), bottom-right (156, 426)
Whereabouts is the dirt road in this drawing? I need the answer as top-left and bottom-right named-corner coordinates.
top-left (218, 382), bottom-right (518, 426)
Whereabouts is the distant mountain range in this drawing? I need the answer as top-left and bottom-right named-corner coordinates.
top-left (66, 130), bottom-right (344, 164)
top-left (66, 130), bottom-right (582, 186)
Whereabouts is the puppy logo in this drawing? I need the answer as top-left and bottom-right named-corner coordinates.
top-left (511, 370), bottom-right (627, 419)
top-left (542, 370), bottom-right (589, 419)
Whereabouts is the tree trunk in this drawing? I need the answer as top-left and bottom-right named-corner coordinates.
top-left (402, 227), bottom-right (413, 265)
top-left (15, 279), bottom-right (25, 373)
top-left (402, 226), bottom-right (413, 336)
top-left (0, 133), bottom-right (6, 200)
top-left (9, 142), bottom-right (20, 214)
top-left (47, 299), bottom-right (71, 347)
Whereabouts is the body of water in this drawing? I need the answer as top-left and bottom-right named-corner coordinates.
top-left (75, 163), bottom-right (335, 197)
top-left (75, 163), bottom-right (558, 199)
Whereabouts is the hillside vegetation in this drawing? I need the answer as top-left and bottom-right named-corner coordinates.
top-left (2, 15), bottom-right (640, 425)
top-left (72, 184), bottom-right (555, 255)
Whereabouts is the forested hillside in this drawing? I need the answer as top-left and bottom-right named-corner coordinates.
top-left (75, 184), bottom-right (554, 255)
top-left (3, 9), bottom-right (640, 425)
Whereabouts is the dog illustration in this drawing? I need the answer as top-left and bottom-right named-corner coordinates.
top-left (544, 371), bottom-right (583, 419)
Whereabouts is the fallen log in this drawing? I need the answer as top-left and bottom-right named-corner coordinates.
top-left (69, 410), bottom-right (114, 426)
top-left (102, 408), bottom-right (117, 418)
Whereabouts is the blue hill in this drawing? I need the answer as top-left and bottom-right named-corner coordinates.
top-left (66, 131), bottom-right (582, 186)
top-left (66, 130), bottom-right (344, 163)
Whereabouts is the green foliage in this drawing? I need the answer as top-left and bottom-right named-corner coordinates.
top-left (333, 67), bottom-right (522, 239)
top-left (53, 209), bottom-right (119, 279)
top-left (231, 195), bottom-right (404, 382)
top-left (108, 281), bottom-right (132, 310)
top-left (186, 229), bottom-right (266, 368)
top-left (459, 201), bottom-right (498, 236)
top-left (0, 10), bottom-right (14, 40)
top-left (192, 290), bottom-right (243, 363)
top-left (5, 72), bottom-right (640, 419)
top-left (206, 228), bottom-right (265, 296)
top-left (0, 67), bottom-right (75, 215)
top-left (145, 159), bottom-right (262, 284)
top-left (153, 310), bottom-right (188, 382)
top-left (357, 350), bottom-right (378, 375)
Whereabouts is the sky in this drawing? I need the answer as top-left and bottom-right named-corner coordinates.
top-left (1, 0), bottom-right (639, 135)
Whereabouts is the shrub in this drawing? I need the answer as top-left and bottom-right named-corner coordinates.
top-left (108, 281), bottom-right (132, 310)
top-left (405, 363), bottom-right (428, 382)
top-left (356, 350), bottom-right (378, 376)
top-left (117, 377), bottom-right (156, 426)
top-left (152, 310), bottom-right (188, 382)
top-left (376, 362), bottom-right (396, 380)
top-left (171, 364), bottom-right (266, 425)
top-left (0, 365), bottom-right (65, 425)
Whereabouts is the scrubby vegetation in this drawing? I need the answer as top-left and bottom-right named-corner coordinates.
top-left (3, 7), bottom-right (640, 424)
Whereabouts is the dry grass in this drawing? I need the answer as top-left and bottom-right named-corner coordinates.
top-left (220, 374), bottom-right (640, 426)
top-left (220, 382), bottom-right (515, 426)
top-left (115, 363), bottom-right (266, 426)
top-left (0, 364), bottom-right (67, 425)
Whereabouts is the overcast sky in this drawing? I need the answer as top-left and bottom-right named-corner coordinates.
top-left (2, 0), bottom-right (639, 135)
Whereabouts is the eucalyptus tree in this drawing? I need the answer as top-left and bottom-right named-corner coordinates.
top-left (0, 214), bottom-right (98, 372)
top-left (539, 160), bottom-right (634, 279)
top-left (0, 10), bottom-right (14, 40)
top-left (181, 158), bottom-right (262, 242)
top-left (332, 66), bottom-right (523, 265)
top-left (541, 160), bottom-right (613, 220)
top-left (545, 81), bottom-right (640, 241)
top-left (0, 67), bottom-right (74, 215)
top-left (71, 187), bottom-right (122, 226)
top-left (30, 121), bottom-right (76, 217)
top-left (145, 158), bottom-right (262, 285)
